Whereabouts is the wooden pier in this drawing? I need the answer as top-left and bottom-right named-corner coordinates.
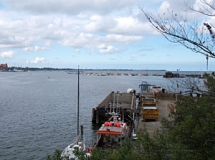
top-left (92, 91), bottom-right (136, 126)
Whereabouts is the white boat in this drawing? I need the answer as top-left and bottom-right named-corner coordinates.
top-left (149, 85), bottom-right (163, 93)
top-left (61, 127), bottom-right (86, 159)
top-left (61, 67), bottom-right (86, 159)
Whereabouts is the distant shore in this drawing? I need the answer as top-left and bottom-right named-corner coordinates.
top-left (0, 68), bottom-right (214, 77)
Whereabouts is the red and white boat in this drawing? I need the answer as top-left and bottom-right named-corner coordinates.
top-left (90, 113), bottom-right (130, 150)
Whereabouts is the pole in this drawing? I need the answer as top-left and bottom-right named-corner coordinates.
top-left (77, 65), bottom-right (80, 136)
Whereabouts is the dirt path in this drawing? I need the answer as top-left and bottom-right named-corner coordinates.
top-left (136, 99), bottom-right (174, 137)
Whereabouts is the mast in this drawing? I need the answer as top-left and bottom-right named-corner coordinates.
top-left (77, 66), bottom-right (80, 136)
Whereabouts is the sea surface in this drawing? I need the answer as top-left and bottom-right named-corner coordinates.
top-left (0, 71), bottom-right (203, 160)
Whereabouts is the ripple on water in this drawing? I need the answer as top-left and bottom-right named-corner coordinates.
top-left (0, 71), bottom-right (172, 160)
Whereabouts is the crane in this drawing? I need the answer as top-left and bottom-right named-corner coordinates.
top-left (203, 23), bottom-right (215, 70)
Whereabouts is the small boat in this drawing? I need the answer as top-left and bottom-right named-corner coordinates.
top-left (149, 85), bottom-right (163, 93)
top-left (61, 66), bottom-right (86, 159)
top-left (92, 113), bottom-right (130, 150)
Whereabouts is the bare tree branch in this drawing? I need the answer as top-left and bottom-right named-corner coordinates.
top-left (140, 2), bottom-right (215, 58)
top-left (186, 0), bottom-right (215, 17)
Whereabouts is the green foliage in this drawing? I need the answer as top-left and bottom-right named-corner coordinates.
top-left (167, 96), bottom-right (215, 159)
top-left (206, 75), bottom-right (215, 93)
top-left (46, 150), bottom-right (62, 160)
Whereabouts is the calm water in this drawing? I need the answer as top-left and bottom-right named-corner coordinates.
top-left (0, 71), bottom-right (175, 160)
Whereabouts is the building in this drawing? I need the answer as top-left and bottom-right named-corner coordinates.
top-left (0, 63), bottom-right (8, 70)
top-left (163, 71), bottom-right (179, 78)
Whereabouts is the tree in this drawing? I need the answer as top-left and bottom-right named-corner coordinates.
top-left (162, 96), bottom-right (215, 159)
top-left (140, 0), bottom-right (215, 58)
top-left (46, 150), bottom-right (62, 160)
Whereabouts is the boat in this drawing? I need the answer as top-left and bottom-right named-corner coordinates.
top-left (149, 85), bottom-right (163, 94)
top-left (138, 81), bottom-right (152, 92)
top-left (61, 126), bottom-right (85, 159)
top-left (92, 112), bottom-right (130, 150)
top-left (61, 67), bottom-right (86, 159)
top-left (91, 91), bottom-right (136, 125)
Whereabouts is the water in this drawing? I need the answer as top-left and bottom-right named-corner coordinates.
top-left (0, 71), bottom-right (177, 160)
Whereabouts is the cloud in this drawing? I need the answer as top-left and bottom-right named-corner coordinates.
top-left (27, 57), bottom-right (45, 64)
top-left (59, 32), bottom-right (142, 52)
top-left (112, 17), bottom-right (148, 35)
top-left (0, 1), bottom-right (169, 56)
top-left (85, 15), bottom-right (151, 36)
top-left (2, 0), bottom-right (136, 15)
top-left (156, 0), bottom-right (201, 20)
top-left (85, 15), bottom-right (117, 32)
top-left (106, 34), bottom-right (142, 43)
top-left (23, 46), bottom-right (48, 52)
top-left (97, 44), bottom-right (118, 54)
top-left (0, 51), bottom-right (15, 58)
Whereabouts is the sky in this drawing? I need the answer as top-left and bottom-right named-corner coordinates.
top-left (0, 0), bottom-right (214, 71)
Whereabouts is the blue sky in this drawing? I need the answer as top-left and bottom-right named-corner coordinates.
top-left (0, 0), bottom-right (214, 71)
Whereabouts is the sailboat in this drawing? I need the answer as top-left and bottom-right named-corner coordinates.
top-left (61, 66), bottom-right (86, 159)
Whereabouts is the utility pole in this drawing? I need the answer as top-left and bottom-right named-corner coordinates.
top-left (203, 23), bottom-right (215, 70)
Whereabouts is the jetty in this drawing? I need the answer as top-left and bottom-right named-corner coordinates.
top-left (92, 91), bottom-right (136, 126)
top-left (91, 81), bottom-right (177, 139)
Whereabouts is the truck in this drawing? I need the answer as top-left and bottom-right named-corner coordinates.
top-left (140, 93), bottom-right (158, 120)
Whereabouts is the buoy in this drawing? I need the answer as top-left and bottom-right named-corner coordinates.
top-left (104, 122), bottom-right (109, 126)
top-left (115, 122), bottom-right (121, 127)
top-left (109, 122), bottom-right (113, 126)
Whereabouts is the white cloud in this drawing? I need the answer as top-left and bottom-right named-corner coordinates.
top-left (2, 0), bottom-right (136, 15)
top-left (0, 51), bottom-right (15, 58)
top-left (112, 17), bottom-right (148, 35)
top-left (97, 44), bottom-right (118, 54)
top-left (106, 34), bottom-right (142, 43)
top-left (0, 0), bottom-right (189, 56)
top-left (85, 15), bottom-right (116, 32)
top-left (23, 46), bottom-right (48, 52)
top-left (28, 57), bottom-right (45, 64)
top-left (156, 0), bottom-right (202, 20)
top-left (158, 1), bottom-right (171, 13)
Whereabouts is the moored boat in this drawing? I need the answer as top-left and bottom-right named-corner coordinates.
top-left (92, 113), bottom-right (130, 150)
top-left (61, 126), bottom-right (86, 159)
top-left (92, 91), bottom-right (136, 125)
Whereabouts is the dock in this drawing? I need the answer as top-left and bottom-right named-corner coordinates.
top-left (92, 91), bottom-right (136, 126)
